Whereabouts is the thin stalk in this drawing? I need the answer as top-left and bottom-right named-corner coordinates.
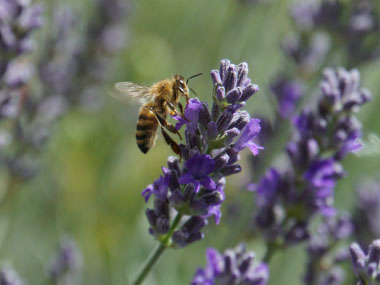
top-left (262, 243), bottom-right (276, 264)
top-left (130, 213), bottom-right (183, 285)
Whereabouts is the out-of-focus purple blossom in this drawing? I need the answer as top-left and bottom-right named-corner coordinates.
top-left (48, 238), bottom-right (82, 284)
top-left (192, 244), bottom-right (269, 285)
top-left (143, 59), bottom-right (261, 247)
top-left (353, 181), bottom-right (380, 246)
top-left (0, 0), bottom-right (44, 179)
top-left (271, 77), bottom-right (304, 119)
top-left (0, 0), bottom-right (43, 54)
top-left (38, 0), bottom-right (129, 104)
top-left (282, 32), bottom-right (331, 74)
top-left (253, 67), bottom-right (370, 249)
top-left (1, 0), bottom-right (129, 180)
top-left (350, 239), bottom-right (380, 284)
top-left (289, 0), bottom-right (380, 67)
top-left (304, 213), bottom-right (353, 285)
top-left (0, 266), bottom-right (23, 285)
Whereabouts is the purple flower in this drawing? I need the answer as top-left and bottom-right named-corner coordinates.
top-left (233, 118), bottom-right (262, 155)
top-left (289, 0), bottom-right (380, 67)
top-left (174, 98), bottom-right (203, 134)
top-left (304, 159), bottom-right (341, 190)
top-left (203, 205), bottom-right (222, 225)
top-left (142, 167), bottom-right (170, 202)
top-left (252, 67), bottom-right (370, 251)
top-left (172, 217), bottom-right (207, 248)
top-left (192, 245), bottom-right (269, 285)
top-left (350, 240), bottom-right (380, 284)
top-left (353, 181), bottom-right (380, 245)
top-left (179, 154), bottom-right (216, 193)
top-left (271, 77), bottom-right (304, 119)
top-left (304, 214), bottom-right (353, 284)
top-left (255, 168), bottom-right (281, 206)
top-left (48, 237), bottom-right (82, 283)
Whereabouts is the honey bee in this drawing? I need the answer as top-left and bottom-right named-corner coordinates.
top-left (112, 74), bottom-right (202, 155)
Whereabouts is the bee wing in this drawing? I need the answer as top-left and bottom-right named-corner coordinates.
top-left (111, 82), bottom-right (154, 104)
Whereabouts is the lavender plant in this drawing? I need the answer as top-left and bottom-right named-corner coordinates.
top-left (252, 67), bottom-right (371, 263)
top-left (288, 0), bottom-right (380, 69)
top-left (0, 0), bottom-right (44, 179)
top-left (256, 0), bottom-right (380, 183)
top-left (132, 59), bottom-right (262, 284)
top-left (0, 266), bottom-right (23, 285)
top-left (353, 181), bottom-right (380, 247)
top-left (350, 239), bottom-right (380, 284)
top-left (192, 244), bottom-right (269, 285)
top-left (304, 213), bottom-right (353, 285)
top-left (0, 0), bottom-right (128, 184)
top-left (48, 238), bottom-right (82, 284)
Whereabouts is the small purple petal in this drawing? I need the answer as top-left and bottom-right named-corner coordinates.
top-left (200, 176), bottom-right (216, 190)
top-left (233, 118), bottom-right (261, 153)
top-left (185, 154), bottom-right (216, 180)
top-left (178, 173), bottom-right (194, 184)
top-left (142, 185), bottom-right (154, 202)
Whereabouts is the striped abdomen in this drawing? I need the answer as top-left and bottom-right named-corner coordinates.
top-left (136, 106), bottom-right (158, 154)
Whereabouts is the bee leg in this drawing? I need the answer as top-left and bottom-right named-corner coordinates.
top-left (156, 114), bottom-right (182, 140)
top-left (167, 103), bottom-right (182, 117)
top-left (184, 93), bottom-right (190, 104)
top-left (178, 102), bottom-right (184, 115)
top-left (161, 128), bottom-right (181, 160)
top-left (168, 102), bottom-right (189, 122)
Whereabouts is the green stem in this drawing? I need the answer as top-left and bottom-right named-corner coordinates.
top-left (262, 243), bottom-right (276, 264)
top-left (131, 243), bottom-right (166, 285)
top-left (130, 213), bottom-right (183, 285)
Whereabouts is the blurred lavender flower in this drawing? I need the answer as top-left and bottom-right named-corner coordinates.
top-left (0, 0), bottom-right (44, 179)
top-left (350, 239), bottom-right (380, 284)
top-left (353, 181), bottom-right (380, 246)
top-left (304, 213), bottom-right (353, 285)
top-left (192, 244), bottom-right (269, 285)
top-left (270, 76), bottom-right (304, 119)
top-left (143, 59), bottom-right (261, 248)
top-left (48, 238), bottom-right (82, 284)
top-left (282, 32), bottom-right (331, 74)
top-left (288, 0), bottom-right (380, 68)
top-left (39, 0), bottom-right (129, 105)
top-left (0, 266), bottom-right (23, 285)
top-left (0, 0), bottom-right (43, 111)
top-left (0, 0), bottom-right (129, 181)
top-left (253, 67), bottom-right (371, 249)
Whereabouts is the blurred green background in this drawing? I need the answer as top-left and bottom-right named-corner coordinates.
top-left (1, 0), bottom-right (380, 284)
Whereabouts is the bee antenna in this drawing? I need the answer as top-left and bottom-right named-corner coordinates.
top-left (186, 73), bottom-right (203, 84)
top-left (189, 87), bottom-right (199, 97)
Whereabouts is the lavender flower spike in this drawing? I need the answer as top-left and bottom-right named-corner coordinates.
top-left (350, 240), bottom-right (380, 284)
top-left (48, 238), bottom-right (82, 284)
top-left (304, 213), bottom-right (353, 285)
top-left (192, 244), bottom-right (269, 285)
top-left (253, 67), bottom-right (371, 253)
top-left (143, 59), bottom-right (262, 245)
top-left (134, 59), bottom-right (262, 284)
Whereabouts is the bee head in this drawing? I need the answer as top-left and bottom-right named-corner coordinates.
top-left (174, 74), bottom-right (187, 94)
